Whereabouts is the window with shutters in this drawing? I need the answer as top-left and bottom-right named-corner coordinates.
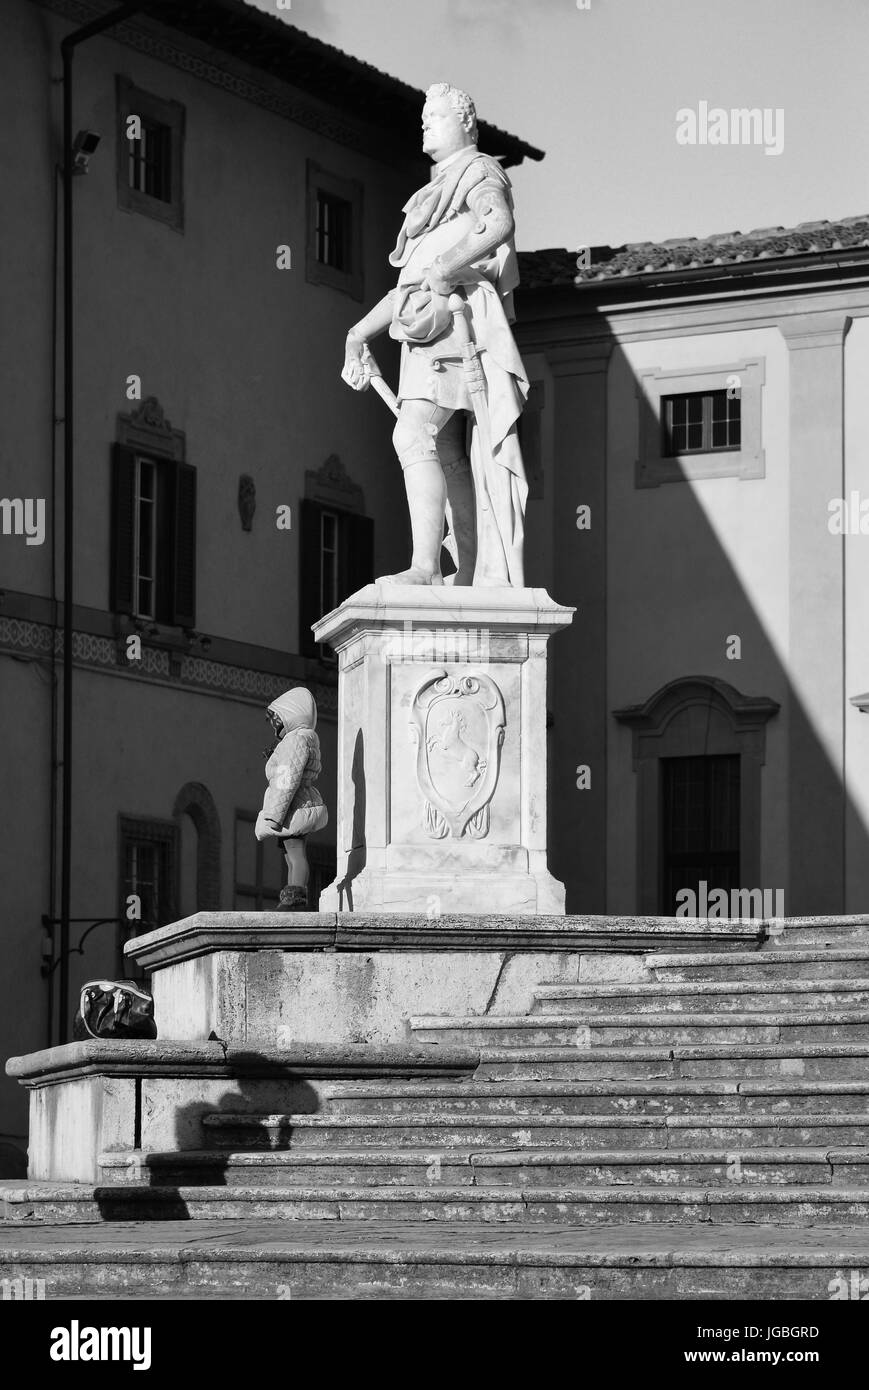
top-left (297, 456), bottom-right (373, 659)
top-left (111, 399), bottom-right (196, 628)
top-left (299, 501), bottom-right (374, 660)
top-left (117, 76), bottom-right (184, 232)
top-left (299, 455), bottom-right (373, 660)
top-left (306, 161), bottom-right (363, 299)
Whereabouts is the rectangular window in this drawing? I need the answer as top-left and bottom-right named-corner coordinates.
top-left (117, 76), bottom-right (184, 231)
top-left (128, 118), bottom-right (172, 202)
top-left (134, 457), bottom-right (158, 619)
top-left (637, 360), bottom-right (763, 487)
top-left (315, 192), bottom-right (352, 272)
top-left (660, 754), bottom-right (740, 914)
top-left (299, 499), bottom-right (374, 659)
top-left (119, 816), bottom-right (178, 975)
top-left (306, 161), bottom-right (363, 299)
top-left (111, 445), bottom-right (197, 627)
top-left (320, 510), bottom-right (339, 618)
top-left (662, 390), bottom-right (741, 456)
top-left (234, 812), bottom-right (284, 910)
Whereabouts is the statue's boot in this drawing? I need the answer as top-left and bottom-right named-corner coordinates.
top-left (277, 884), bottom-right (308, 912)
top-left (377, 457), bottom-right (447, 585)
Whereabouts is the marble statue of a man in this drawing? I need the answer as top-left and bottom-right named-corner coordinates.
top-left (341, 82), bottom-right (529, 587)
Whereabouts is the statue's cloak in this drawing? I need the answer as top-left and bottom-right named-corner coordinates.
top-left (389, 147), bottom-right (529, 587)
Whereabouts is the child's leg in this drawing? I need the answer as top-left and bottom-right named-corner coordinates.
top-left (282, 836), bottom-right (309, 888)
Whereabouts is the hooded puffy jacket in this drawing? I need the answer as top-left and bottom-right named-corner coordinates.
top-left (257, 687), bottom-right (329, 840)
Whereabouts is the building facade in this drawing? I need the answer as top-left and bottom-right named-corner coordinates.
top-left (0, 0), bottom-right (540, 1170)
top-left (516, 217), bottom-right (869, 923)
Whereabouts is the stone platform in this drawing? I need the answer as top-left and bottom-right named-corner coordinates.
top-left (124, 912), bottom-right (763, 1046)
top-left (7, 914), bottom-right (869, 1299)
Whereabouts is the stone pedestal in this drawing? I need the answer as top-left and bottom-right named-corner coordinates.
top-left (313, 584), bottom-right (574, 914)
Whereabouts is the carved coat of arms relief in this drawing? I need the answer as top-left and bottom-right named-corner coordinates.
top-left (408, 671), bottom-right (506, 839)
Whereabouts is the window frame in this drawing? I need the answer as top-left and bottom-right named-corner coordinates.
top-left (661, 388), bottom-right (741, 457)
top-left (118, 814), bottom-right (179, 974)
top-left (306, 161), bottom-right (363, 300)
top-left (116, 75), bottom-right (185, 232)
top-left (636, 358), bottom-right (765, 487)
top-left (112, 400), bottom-right (196, 629)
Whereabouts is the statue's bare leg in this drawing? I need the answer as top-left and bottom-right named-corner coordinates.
top-left (379, 399), bottom-right (450, 585)
top-left (439, 412), bottom-right (476, 585)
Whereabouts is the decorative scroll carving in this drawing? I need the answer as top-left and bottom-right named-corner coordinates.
top-left (409, 670), bottom-right (505, 839)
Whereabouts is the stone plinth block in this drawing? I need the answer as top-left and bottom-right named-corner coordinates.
top-left (312, 584), bottom-right (575, 914)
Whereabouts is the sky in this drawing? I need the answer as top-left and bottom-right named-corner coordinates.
top-left (249, 0), bottom-right (869, 252)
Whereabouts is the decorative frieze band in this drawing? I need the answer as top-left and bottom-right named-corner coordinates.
top-left (33, 0), bottom-right (401, 164)
top-left (0, 616), bottom-right (337, 715)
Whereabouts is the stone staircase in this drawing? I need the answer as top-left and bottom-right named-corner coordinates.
top-left (4, 919), bottom-right (869, 1298)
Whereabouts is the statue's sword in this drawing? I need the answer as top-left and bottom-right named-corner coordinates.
top-left (361, 347), bottom-right (399, 417)
top-left (447, 290), bottom-right (493, 515)
top-left (362, 294), bottom-right (494, 522)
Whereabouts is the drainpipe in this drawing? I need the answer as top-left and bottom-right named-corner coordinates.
top-left (59, 2), bottom-right (144, 1041)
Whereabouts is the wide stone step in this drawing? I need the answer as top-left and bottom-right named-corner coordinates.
top-left (200, 1110), bottom-right (869, 1150)
top-left (475, 1042), bottom-right (869, 1080)
top-left (533, 980), bottom-right (869, 1015)
top-left (6, 1186), bottom-right (869, 1233)
top-left (2, 1218), bottom-right (869, 1298)
top-left (96, 1145), bottom-right (869, 1188)
top-left (649, 948), bottom-right (869, 983)
top-left (411, 1011), bottom-right (869, 1047)
top-left (319, 1078), bottom-right (869, 1117)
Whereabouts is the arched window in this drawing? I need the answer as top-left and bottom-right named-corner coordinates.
top-left (172, 782), bottom-right (221, 912)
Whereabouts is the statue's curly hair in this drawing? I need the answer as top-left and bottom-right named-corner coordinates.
top-left (425, 83), bottom-right (478, 142)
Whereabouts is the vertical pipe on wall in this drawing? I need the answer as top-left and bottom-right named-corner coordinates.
top-left (58, 2), bottom-right (145, 1042)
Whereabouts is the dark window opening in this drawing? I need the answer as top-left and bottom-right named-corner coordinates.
top-left (110, 444), bottom-right (197, 627)
top-left (315, 191), bottom-right (352, 272)
top-left (118, 816), bottom-right (178, 976)
top-left (299, 499), bottom-right (374, 659)
top-left (662, 390), bottom-right (741, 456)
top-left (660, 753), bottom-right (740, 913)
top-left (128, 118), bottom-right (172, 202)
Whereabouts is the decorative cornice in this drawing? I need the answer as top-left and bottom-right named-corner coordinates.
top-left (31, 0), bottom-right (416, 168)
top-left (0, 615), bottom-right (337, 715)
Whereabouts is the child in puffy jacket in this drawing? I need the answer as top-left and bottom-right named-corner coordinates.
top-left (255, 686), bottom-right (328, 911)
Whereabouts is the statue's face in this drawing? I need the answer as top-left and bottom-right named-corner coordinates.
top-left (422, 94), bottom-right (471, 162)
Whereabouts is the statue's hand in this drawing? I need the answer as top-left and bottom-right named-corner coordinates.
top-left (341, 334), bottom-right (371, 391)
top-left (421, 263), bottom-right (453, 297)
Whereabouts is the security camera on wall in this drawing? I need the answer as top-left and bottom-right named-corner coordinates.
top-left (71, 129), bottom-right (100, 174)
